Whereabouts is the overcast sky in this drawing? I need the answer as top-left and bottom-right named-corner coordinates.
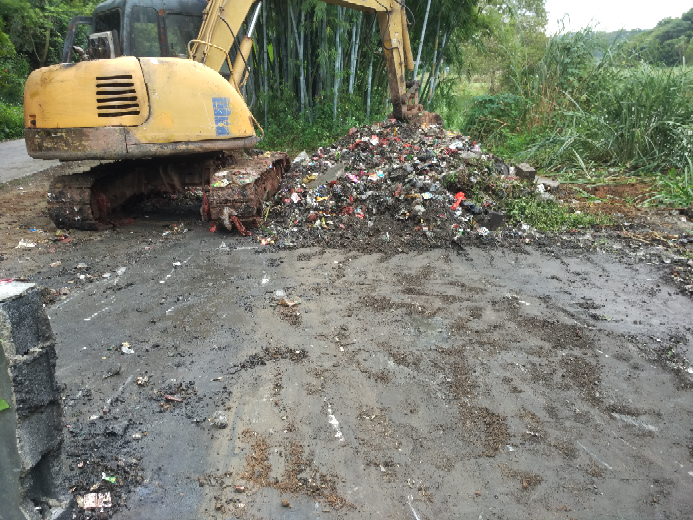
top-left (545, 0), bottom-right (692, 33)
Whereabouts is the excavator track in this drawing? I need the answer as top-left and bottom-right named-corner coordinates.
top-left (204, 153), bottom-right (289, 231)
top-left (47, 152), bottom-right (289, 231)
top-left (48, 172), bottom-right (104, 231)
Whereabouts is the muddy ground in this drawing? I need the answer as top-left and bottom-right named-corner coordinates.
top-left (1, 162), bottom-right (693, 520)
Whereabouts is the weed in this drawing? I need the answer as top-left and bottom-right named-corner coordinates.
top-left (504, 196), bottom-right (613, 231)
top-left (0, 101), bottom-right (23, 141)
top-left (646, 157), bottom-right (693, 207)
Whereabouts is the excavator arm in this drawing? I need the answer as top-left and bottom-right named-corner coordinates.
top-left (191, 0), bottom-right (418, 120)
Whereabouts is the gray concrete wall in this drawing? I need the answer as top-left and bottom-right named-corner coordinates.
top-left (0, 344), bottom-right (23, 520)
top-left (0, 282), bottom-right (63, 520)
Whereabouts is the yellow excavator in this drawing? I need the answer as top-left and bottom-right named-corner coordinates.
top-left (24, 0), bottom-right (437, 231)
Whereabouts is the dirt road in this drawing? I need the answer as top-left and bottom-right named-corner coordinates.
top-left (2, 212), bottom-right (692, 519)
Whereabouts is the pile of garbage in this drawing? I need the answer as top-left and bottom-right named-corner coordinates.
top-left (255, 119), bottom-right (544, 253)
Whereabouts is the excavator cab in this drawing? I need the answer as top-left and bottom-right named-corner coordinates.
top-left (62, 0), bottom-right (206, 62)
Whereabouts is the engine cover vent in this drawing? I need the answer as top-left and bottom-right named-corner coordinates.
top-left (96, 75), bottom-right (140, 117)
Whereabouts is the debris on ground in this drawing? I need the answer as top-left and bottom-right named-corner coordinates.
top-left (77, 492), bottom-right (112, 509)
top-left (254, 120), bottom-right (557, 253)
top-left (212, 411), bottom-right (228, 429)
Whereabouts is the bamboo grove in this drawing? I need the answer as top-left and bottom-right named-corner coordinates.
top-left (236, 0), bottom-right (480, 127)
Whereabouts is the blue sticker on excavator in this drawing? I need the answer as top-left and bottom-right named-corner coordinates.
top-left (213, 97), bottom-right (231, 136)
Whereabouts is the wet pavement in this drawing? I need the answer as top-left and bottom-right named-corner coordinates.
top-left (13, 220), bottom-right (690, 519)
top-left (0, 139), bottom-right (59, 183)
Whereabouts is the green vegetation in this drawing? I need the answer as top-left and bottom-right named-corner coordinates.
top-left (647, 157), bottom-right (693, 208)
top-left (449, 3), bottom-right (693, 211)
top-left (627, 7), bottom-right (693, 66)
top-left (0, 100), bottom-right (22, 139)
top-left (504, 196), bottom-right (612, 231)
top-left (257, 90), bottom-right (388, 154)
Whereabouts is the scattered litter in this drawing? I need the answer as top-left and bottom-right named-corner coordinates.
top-left (132, 433), bottom-right (142, 439)
top-left (16, 239), bottom-right (36, 248)
top-left (121, 342), bottom-right (134, 354)
top-left (115, 267), bottom-right (126, 276)
top-left (76, 262), bottom-right (88, 269)
top-left (103, 364), bottom-right (121, 379)
top-left (59, 287), bottom-right (71, 296)
top-left (279, 298), bottom-right (301, 307)
top-left (78, 492), bottom-right (112, 509)
top-left (136, 375), bottom-right (149, 386)
top-left (49, 261), bottom-right (61, 268)
top-left (101, 473), bottom-right (116, 484)
top-left (0, 399), bottom-right (9, 412)
top-left (165, 395), bottom-right (183, 402)
top-left (250, 120), bottom-right (552, 251)
top-left (212, 411), bottom-right (228, 429)
top-left (293, 151), bottom-right (310, 164)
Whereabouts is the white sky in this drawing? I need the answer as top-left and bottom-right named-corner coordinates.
top-left (545, 0), bottom-right (692, 33)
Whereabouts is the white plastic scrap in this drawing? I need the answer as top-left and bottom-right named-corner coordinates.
top-left (16, 239), bottom-right (36, 248)
top-left (292, 151), bottom-right (310, 164)
top-left (78, 492), bottom-right (112, 509)
top-left (121, 342), bottom-right (134, 354)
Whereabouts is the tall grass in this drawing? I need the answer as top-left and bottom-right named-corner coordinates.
top-left (462, 28), bottom-right (693, 176)
top-left (528, 65), bottom-right (693, 172)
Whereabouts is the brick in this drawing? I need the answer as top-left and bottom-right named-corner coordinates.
top-left (515, 163), bottom-right (537, 183)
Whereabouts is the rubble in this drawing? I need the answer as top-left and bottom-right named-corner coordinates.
top-left (254, 120), bottom-right (554, 253)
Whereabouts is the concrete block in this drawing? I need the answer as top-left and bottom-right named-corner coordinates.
top-left (9, 346), bottom-right (60, 418)
top-left (515, 163), bottom-right (537, 183)
top-left (16, 403), bottom-right (62, 472)
top-left (536, 175), bottom-right (560, 190)
top-left (0, 282), bottom-right (54, 357)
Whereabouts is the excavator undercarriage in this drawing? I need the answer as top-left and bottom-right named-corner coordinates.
top-left (47, 152), bottom-right (288, 231)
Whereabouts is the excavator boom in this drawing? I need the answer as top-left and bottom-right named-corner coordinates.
top-left (191, 0), bottom-right (419, 120)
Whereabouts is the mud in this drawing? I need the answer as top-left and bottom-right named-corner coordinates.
top-left (0, 210), bottom-right (691, 519)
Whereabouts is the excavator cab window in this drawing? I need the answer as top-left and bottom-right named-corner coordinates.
top-left (165, 13), bottom-right (201, 58)
top-left (130, 6), bottom-right (162, 56)
top-left (94, 9), bottom-right (121, 34)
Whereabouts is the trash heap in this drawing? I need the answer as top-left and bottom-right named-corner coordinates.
top-left (255, 119), bottom-right (537, 253)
